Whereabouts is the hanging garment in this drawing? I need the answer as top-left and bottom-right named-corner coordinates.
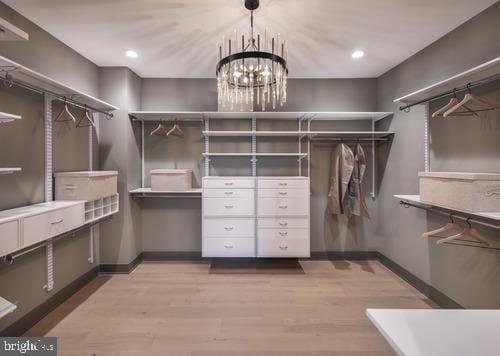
top-left (327, 143), bottom-right (354, 215)
top-left (346, 144), bottom-right (370, 218)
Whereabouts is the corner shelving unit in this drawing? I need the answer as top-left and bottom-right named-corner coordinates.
top-left (129, 111), bottom-right (394, 199)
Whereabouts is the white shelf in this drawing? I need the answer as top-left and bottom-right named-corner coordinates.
top-left (0, 297), bottom-right (17, 320)
top-left (394, 57), bottom-right (500, 103)
top-left (0, 17), bottom-right (29, 41)
top-left (0, 168), bottom-right (21, 175)
top-left (0, 55), bottom-right (119, 112)
top-left (0, 112), bottom-right (21, 123)
top-left (84, 194), bottom-right (119, 223)
top-left (309, 131), bottom-right (394, 139)
top-left (130, 111), bottom-right (393, 122)
top-left (202, 130), bottom-right (394, 139)
top-left (130, 187), bottom-right (202, 198)
top-left (367, 309), bottom-right (500, 356)
top-left (394, 194), bottom-right (500, 222)
top-left (203, 152), bottom-right (308, 158)
top-left (203, 130), bottom-right (307, 137)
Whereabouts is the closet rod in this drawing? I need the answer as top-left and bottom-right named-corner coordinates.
top-left (2, 75), bottom-right (114, 118)
top-left (399, 200), bottom-right (500, 231)
top-left (2, 218), bottom-right (109, 264)
top-left (399, 74), bottom-right (500, 112)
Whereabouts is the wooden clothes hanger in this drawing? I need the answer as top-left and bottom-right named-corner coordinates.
top-left (432, 90), bottom-right (477, 118)
top-left (76, 108), bottom-right (96, 129)
top-left (443, 85), bottom-right (500, 117)
top-left (421, 213), bottom-right (462, 238)
top-left (54, 99), bottom-right (77, 123)
top-left (436, 218), bottom-right (497, 247)
top-left (150, 120), bottom-right (168, 136)
top-left (166, 120), bottom-right (184, 137)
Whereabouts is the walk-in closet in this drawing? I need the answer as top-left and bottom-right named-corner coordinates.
top-left (1, 1), bottom-right (499, 355)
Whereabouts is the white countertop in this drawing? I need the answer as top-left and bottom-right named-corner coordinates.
top-left (0, 201), bottom-right (84, 225)
top-left (0, 296), bottom-right (17, 319)
top-left (367, 309), bottom-right (500, 356)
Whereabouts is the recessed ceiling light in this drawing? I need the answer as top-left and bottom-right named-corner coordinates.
top-left (125, 50), bottom-right (138, 59)
top-left (351, 50), bottom-right (365, 59)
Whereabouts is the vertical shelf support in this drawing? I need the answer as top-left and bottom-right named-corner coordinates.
top-left (298, 118), bottom-right (302, 176)
top-left (251, 115), bottom-right (257, 176)
top-left (141, 120), bottom-right (145, 187)
top-left (424, 102), bottom-right (430, 172)
top-left (204, 116), bottom-right (210, 177)
top-left (371, 119), bottom-right (376, 199)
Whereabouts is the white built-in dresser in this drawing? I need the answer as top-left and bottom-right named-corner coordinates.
top-left (202, 176), bottom-right (310, 258)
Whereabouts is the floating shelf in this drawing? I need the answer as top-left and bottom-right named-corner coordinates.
top-left (203, 152), bottom-right (308, 158)
top-left (0, 17), bottom-right (29, 41)
top-left (0, 55), bottom-right (118, 112)
top-left (0, 168), bottom-right (21, 175)
top-left (0, 112), bottom-right (21, 123)
top-left (130, 111), bottom-right (393, 122)
top-left (202, 130), bottom-right (394, 139)
top-left (130, 187), bottom-right (202, 198)
top-left (0, 296), bottom-right (17, 320)
top-left (394, 57), bottom-right (500, 104)
top-left (395, 194), bottom-right (500, 222)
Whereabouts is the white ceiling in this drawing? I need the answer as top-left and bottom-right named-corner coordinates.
top-left (4, 0), bottom-right (497, 78)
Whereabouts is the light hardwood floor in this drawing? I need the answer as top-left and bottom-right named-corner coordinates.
top-left (26, 260), bottom-right (436, 355)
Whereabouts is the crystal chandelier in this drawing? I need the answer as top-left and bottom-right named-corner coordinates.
top-left (216, 0), bottom-right (288, 111)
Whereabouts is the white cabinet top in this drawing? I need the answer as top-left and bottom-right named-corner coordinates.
top-left (419, 171), bottom-right (500, 181)
top-left (54, 170), bottom-right (118, 177)
top-left (0, 296), bottom-right (17, 320)
top-left (367, 309), bottom-right (500, 356)
top-left (0, 201), bottom-right (84, 225)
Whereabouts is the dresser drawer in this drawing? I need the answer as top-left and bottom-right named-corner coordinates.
top-left (203, 188), bottom-right (254, 198)
top-left (257, 197), bottom-right (308, 216)
top-left (258, 228), bottom-right (309, 240)
top-left (258, 218), bottom-right (308, 229)
top-left (257, 188), bottom-right (308, 198)
top-left (0, 220), bottom-right (19, 257)
top-left (203, 237), bottom-right (255, 257)
top-left (258, 179), bottom-right (308, 189)
top-left (23, 204), bottom-right (84, 247)
top-left (257, 237), bottom-right (309, 257)
top-left (203, 178), bottom-right (255, 189)
top-left (204, 197), bottom-right (255, 217)
top-left (204, 218), bottom-right (255, 238)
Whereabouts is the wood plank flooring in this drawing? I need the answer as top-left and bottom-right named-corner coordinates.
top-left (25, 260), bottom-right (437, 355)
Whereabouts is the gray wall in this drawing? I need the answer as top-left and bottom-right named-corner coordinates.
top-left (0, 3), bottom-right (101, 333)
top-left (376, 2), bottom-right (500, 308)
top-left (139, 78), bottom-right (381, 253)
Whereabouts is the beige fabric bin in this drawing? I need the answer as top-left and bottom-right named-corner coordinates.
top-left (55, 171), bottom-right (118, 201)
top-left (419, 172), bottom-right (500, 212)
top-left (151, 169), bottom-right (192, 191)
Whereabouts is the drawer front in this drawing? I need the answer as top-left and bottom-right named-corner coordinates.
top-left (203, 188), bottom-right (254, 198)
top-left (204, 218), bottom-right (255, 238)
top-left (257, 197), bottom-right (308, 216)
top-left (23, 204), bottom-right (84, 247)
top-left (258, 228), bottom-right (309, 240)
top-left (258, 179), bottom-right (308, 189)
top-left (258, 188), bottom-right (308, 198)
top-left (257, 237), bottom-right (309, 257)
top-left (258, 218), bottom-right (309, 229)
top-left (203, 179), bottom-right (255, 189)
top-left (203, 237), bottom-right (255, 257)
top-left (0, 220), bottom-right (19, 256)
top-left (204, 197), bottom-right (255, 217)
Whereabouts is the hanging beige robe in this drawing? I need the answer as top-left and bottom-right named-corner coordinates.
top-left (328, 144), bottom-right (354, 215)
top-left (346, 143), bottom-right (370, 218)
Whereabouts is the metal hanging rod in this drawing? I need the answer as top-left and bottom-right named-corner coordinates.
top-left (399, 200), bottom-right (500, 231)
top-left (2, 73), bottom-right (114, 118)
top-left (399, 73), bottom-right (500, 112)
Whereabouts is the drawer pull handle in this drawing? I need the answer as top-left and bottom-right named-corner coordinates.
top-left (224, 244), bottom-right (234, 249)
top-left (279, 222), bottom-right (288, 227)
top-left (279, 245), bottom-right (288, 250)
top-left (279, 231), bottom-right (288, 236)
top-left (224, 182), bottom-right (234, 186)
top-left (50, 219), bottom-right (64, 225)
top-left (224, 227), bottom-right (234, 231)
top-left (224, 191), bottom-right (234, 195)
top-left (278, 191), bottom-right (288, 196)
top-left (278, 183), bottom-right (288, 187)
top-left (225, 205), bottom-right (234, 209)
top-left (279, 205), bottom-right (288, 209)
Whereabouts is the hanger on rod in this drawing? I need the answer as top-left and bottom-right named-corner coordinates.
top-left (150, 120), bottom-right (168, 136)
top-left (436, 218), bottom-right (497, 247)
top-left (54, 98), bottom-right (77, 123)
top-left (443, 84), bottom-right (500, 117)
top-left (76, 106), bottom-right (96, 128)
top-left (421, 213), bottom-right (462, 238)
top-left (166, 120), bottom-right (184, 137)
top-left (431, 89), bottom-right (477, 118)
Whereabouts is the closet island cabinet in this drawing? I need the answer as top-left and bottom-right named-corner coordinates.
top-left (202, 176), bottom-right (310, 258)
